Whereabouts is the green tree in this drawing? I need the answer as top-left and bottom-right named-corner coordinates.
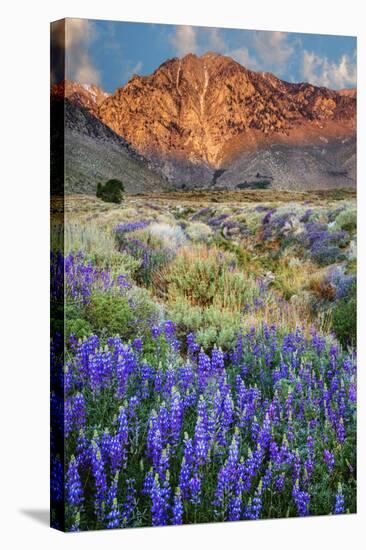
top-left (96, 179), bottom-right (125, 204)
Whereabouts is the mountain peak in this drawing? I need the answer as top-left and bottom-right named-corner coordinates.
top-left (97, 55), bottom-right (356, 169)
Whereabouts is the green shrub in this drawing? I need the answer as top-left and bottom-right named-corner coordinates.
top-left (85, 292), bottom-right (134, 338)
top-left (97, 179), bottom-right (125, 204)
top-left (334, 208), bottom-right (357, 233)
top-left (332, 283), bottom-right (356, 347)
top-left (65, 222), bottom-right (118, 259)
top-left (66, 317), bottom-right (92, 341)
top-left (167, 296), bottom-right (242, 350)
top-left (87, 250), bottom-right (141, 278)
top-left (85, 287), bottom-right (161, 340)
top-left (159, 245), bottom-right (258, 310)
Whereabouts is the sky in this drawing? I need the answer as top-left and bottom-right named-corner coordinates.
top-left (64, 18), bottom-right (357, 92)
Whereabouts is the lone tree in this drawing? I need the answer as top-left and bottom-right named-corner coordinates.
top-left (96, 179), bottom-right (125, 204)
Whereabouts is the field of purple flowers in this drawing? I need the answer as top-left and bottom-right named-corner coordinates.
top-left (51, 192), bottom-right (356, 530)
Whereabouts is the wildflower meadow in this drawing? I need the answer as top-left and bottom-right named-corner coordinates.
top-left (51, 190), bottom-right (357, 531)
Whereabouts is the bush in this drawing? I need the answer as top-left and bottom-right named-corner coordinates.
top-left (85, 287), bottom-right (162, 340)
top-left (148, 222), bottom-right (186, 249)
top-left (332, 283), bottom-right (356, 347)
top-left (87, 250), bottom-right (141, 278)
top-left (157, 245), bottom-right (258, 309)
top-left (334, 208), bottom-right (357, 233)
top-left (85, 292), bottom-right (134, 338)
top-left (65, 222), bottom-right (117, 259)
top-left (97, 179), bottom-right (125, 204)
top-left (168, 296), bottom-right (242, 350)
top-left (185, 222), bottom-right (213, 242)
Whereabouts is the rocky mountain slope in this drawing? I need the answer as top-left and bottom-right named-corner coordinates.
top-left (97, 53), bottom-right (356, 189)
top-left (51, 81), bottom-right (170, 194)
top-left (52, 53), bottom-right (356, 191)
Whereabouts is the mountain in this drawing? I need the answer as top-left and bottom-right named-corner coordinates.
top-left (51, 80), bottom-right (170, 194)
top-left (97, 52), bottom-right (356, 189)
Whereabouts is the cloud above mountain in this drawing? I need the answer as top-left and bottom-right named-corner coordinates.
top-left (65, 19), bottom-right (100, 85)
top-left (168, 25), bottom-right (356, 88)
top-left (302, 50), bottom-right (356, 89)
top-left (59, 19), bottom-right (356, 92)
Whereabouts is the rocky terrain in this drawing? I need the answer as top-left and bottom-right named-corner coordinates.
top-left (51, 81), bottom-right (170, 194)
top-left (51, 53), bottom-right (356, 192)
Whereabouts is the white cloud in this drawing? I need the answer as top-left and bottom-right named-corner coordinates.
top-left (253, 31), bottom-right (295, 71)
top-left (302, 50), bottom-right (356, 89)
top-left (206, 28), bottom-right (227, 52)
top-left (228, 47), bottom-right (259, 70)
top-left (65, 19), bottom-right (100, 85)
top-left (131, 61), bottom-right (143, 74)
top-left (170, 25), bottom-right (198, 56)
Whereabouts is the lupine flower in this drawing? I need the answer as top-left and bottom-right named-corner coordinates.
top-left (292, 480), bottom-right (310, 516)
top-left (66, 455), bottom-right (83, 507)
top-left (172, 487), bottom-right (184, 525)
top-left (61, 321), bottom-right (356, 530)
top-left (121, 479), bottom-right (136, 526)
top-left (90, 439), bottom-right (107, 519)
top-left (106, 474), bottom-right (120, 529)
top-left (194, 414), bottom-right (209, 466)
top-left (324, 449), bottom-right (335, 473)
top-left (150, 474), bottom-right (169, 526)
top-left (334, 483), bottom-right (345, 514)
top-left (189, 474), bottom-right (201, 505)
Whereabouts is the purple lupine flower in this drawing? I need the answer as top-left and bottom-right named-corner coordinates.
top-left (324, 449), bottom-right (335, 473)
top-left (115, 219), bottom-right (151, 234)
top-left (262, 463), bottom-right (273, 490)
top-left (292, 480), bottom-right (310, 516)
top-left (179, 457), bottom-right (191, 500)
top-left (172, 487), bottom-right (184, 525)
top-left (142, 469), bottom-right (154, 496)
top-left (106, 498), bottom-right (120, 529)
top-left (198, 349), bottom-right (211, 389)
top-left (275, 473), bottom-right (285, 493)
top-left (222, 392), bottom-right (234, 430)
top-left (121, 479), bottom-right (136, 526)
top-left (228, 495), bottom-right (242, 521)
top-left (66, 455), bottom-right (83, 507)
top-left (171, 387), bottom-right (184, 445)
top-left (187, 333), bottom-right (200, 356)
top-left (151, 325), bottom-right (162, 339)
top-left (150, 474), bottom-right (169, 526)
top-left (211, 347), bottom-right (225, 373)
top-left (244, 482), bottom-right (262, 520)
top-left (189, 474), bottom-right (201, 505)
top-left (90, 439), bottom-right (107, 519)
top-left (337, 417), bottom-right (345, 444)
top-left (73, 393), bottom-right (86, 430)
top-left (334, 484), bottom-right (345, 514)
top-left (194, 414), bottom-right (209, 466)
top-left (106, 474), bottom-right (120, 529)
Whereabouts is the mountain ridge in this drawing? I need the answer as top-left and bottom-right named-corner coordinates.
top-left (52, 53), bottom-right (357, 191)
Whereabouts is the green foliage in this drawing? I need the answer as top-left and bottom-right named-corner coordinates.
top-left (85, 292), bottom-right (134, 338)
top-left (161, 245), bottom-right (258, 310)
top-left (334, 207), bottom-right (357, 233)
top-left (64, 304), bottom-right (93, 341)
top-left (332, 283), bottom-right (357, 347)
top-left (65, 222), bottom-right (118, 259)
top-left (168, 296), bottom-right (242, 350)
top-left (96, 179), bottom-right (125, 204)
top-left (87, 250), bottom-right (141, 278)
top-left (85, 287), bottom-right (161, 340)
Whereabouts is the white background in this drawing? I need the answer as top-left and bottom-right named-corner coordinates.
top-left (0, 0), bottom-right (365, 548)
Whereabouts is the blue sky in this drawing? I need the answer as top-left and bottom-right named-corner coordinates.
top-left (64, 18), bottom-right (357, 92)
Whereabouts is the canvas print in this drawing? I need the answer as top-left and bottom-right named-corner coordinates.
top-left (50, 18), bottom-right (357, 531)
